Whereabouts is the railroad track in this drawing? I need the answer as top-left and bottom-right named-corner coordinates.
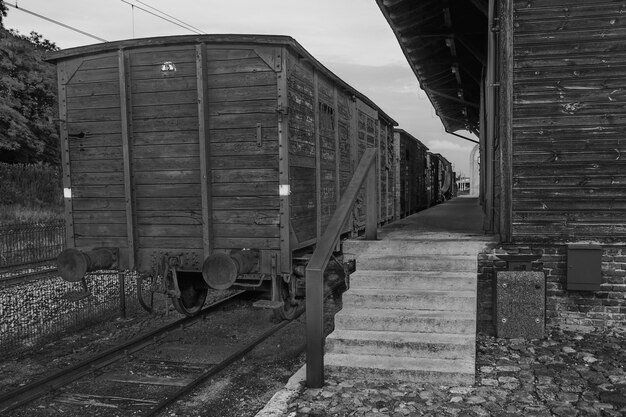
top-left (0, 289), bottom-right (307, 416)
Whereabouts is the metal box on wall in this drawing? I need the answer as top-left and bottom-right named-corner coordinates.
top-left (567, 244), bottom-right (602, 291)
top-left (496, 271), bottom-right (545, 339)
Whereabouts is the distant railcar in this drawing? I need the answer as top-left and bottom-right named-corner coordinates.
top-left (48, 34), bottom-right (399, 317)
top-left (394, 129), bottom-right (429, 218)
top-left (429, 152), bottom-right (455, 204)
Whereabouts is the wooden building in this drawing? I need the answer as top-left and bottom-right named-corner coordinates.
top-left (376, 0), bottom-right (626, 330)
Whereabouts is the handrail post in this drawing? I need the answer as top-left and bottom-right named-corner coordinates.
top-left (304, 148), bottom-right (378, 388)
top-left (305, 267), bottom-right (324, 387)
top-left (365, 163), bottom-right (377, 240)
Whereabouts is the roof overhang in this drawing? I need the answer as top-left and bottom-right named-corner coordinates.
top-left (376, 0), bottom-right (488, 134)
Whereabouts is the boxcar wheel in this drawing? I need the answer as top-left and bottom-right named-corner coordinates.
top-left (171, 285), bottom-right (207, 317)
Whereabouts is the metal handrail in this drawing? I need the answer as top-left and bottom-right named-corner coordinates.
top-left (305, 147), bottom-right (378, 388)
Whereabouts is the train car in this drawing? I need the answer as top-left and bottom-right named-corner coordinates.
top-left (429, 152), bottom-right (454, 204)
top-left (393, 129), bottom-right (429, 218)
top-left (48, 34), bottom-right (397, 318)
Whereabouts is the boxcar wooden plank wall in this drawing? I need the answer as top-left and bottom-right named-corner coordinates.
top-left (127, 45), bottom-right (203, 269)
top-left (317, 75), bottom-right (338, 235)
top-left (206, 46), bottom-right (280, 252)
top-left (287, 53), bottom-right (317, 246)
top-left (64, 53), bottom-right (129, 260)
top-left (511, 0), bottom-right (626, 243)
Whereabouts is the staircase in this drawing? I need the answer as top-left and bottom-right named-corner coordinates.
top-left (325, 234), bottom-right (490, 386)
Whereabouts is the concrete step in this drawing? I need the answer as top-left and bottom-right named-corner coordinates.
top-left (342, 288), bottom-right (476, 312)
top-left (353, 254), bottom-right (476, 272)
top-left (343, 238), bottom-right (491, 257)
top-left (326, 329), bottom-right (475, 360)
top-left (325, 353), bottom-right (475, 385)
top-left (334, 307), bottom-right (476, 334)
top-left (349, 270), bottom-right (476, 291)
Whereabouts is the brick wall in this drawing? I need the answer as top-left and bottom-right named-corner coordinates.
top-left (477, 245), bottom-right (626, 335)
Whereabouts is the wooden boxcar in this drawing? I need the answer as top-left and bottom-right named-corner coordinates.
top-left (428, 152), bottom-right (454, 205)
top-left (48, 34), bottom-right (397, 317)
top-left (393, 129), bottom-right (429, 218)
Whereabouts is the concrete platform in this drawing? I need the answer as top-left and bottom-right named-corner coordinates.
top-left (326, 196), bottom-right (496, 386)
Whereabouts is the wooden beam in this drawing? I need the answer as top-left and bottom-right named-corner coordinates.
top-left (196, 43), bottom-right (213, 259)
top-left (423, 87), bottom-right (480, 109)
top-left (277, 47), bottom-right (291, 274)
top-left (469, 0), bottom-right (489, 16)
top-left (57, 63), bottom-right (75, 249)
top-left (118, 50), bottom-right (136, 269)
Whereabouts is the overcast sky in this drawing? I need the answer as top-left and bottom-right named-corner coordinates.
top-left (4, 0), bottom-right (477, 175)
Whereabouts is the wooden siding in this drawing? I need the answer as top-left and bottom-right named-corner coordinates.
top-left (65, 53), bottom-right (128, 256)
top-left (511, 0), bottom-right (626, 243)
top-left (205, 47), bottom-right (280, 251)
top-left (287, 54), bottom-right (317, 244)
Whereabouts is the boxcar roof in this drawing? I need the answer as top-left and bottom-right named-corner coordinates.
top-left (394, 128), bottom-right (429, 151)
top-left (46, 33), bottom-right (397, 126)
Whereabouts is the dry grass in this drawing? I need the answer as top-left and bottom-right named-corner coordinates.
top-left (0, 204), bottom-right (63, 225)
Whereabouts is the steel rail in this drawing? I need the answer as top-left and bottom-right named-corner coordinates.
top-left (0, 290), bottom-right (247, 413)
top-left (145, 274), bottom-right (344, 416)
top-left (144, 306), bottom-right (304, 416)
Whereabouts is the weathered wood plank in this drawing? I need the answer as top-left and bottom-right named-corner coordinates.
top-left (70, 159), bottom-right (124, 173)
top-left (74, 223), bottom-right (127, 237)
top-left (133, 131), bottom-right (199, 146)
top-left (133, 157), bottom-right (200, 172)
top-left (72, 198), bottom-right (125, 211)
top-left (212, 196), bottom-right (279, 210)
top-left (69, 146), bottom-right (123, 161)
top-left (212, 169), bottom-right (278, 183)
top-left (135, 184), bottom-right (201, 198)
top-left (67, 80), bottom-right (119, 97)
top-left (213, 237), bottom-right (280, 250)
top-left (212, 210), bottom-right (280, 225)
top-left (71, 171), bottom-right (125, 185)
top-left (137, 224), bottom-right (202, 237)
top-left (210, 127), bottom-right (278, 143)
top-left (69, 67), bottom-right (119, 83)
top-left (135, 197), bottom-right (202, 211)
top-left (207, 85), bottom-right (276, 103)
top-left (207, 71), bottom-right (276, 89)
top-left (67, 107), bottom-right (121, 123)
top-left (206, 58), bottom-right (273, 75)
top-left (212, 182), bottom-right (278, 196)
top-left (73, 211), bottom-right (126, 224)
top-left (129, 46), bottom-right (197, 65)
top-left (209, 113), bottom-right (277, 130)
top-left (72, 184), bottom-right (124, 198)
top-left (210, 155), bottom-right (278, 169)
top-left (67, 94), bottom-right (120, 110)
top-left (136, 210), bottom-right (203, 225)
top-left (132, 90), bottom-right (197, 106)
top-left (131, 77), bottom-right (197, 93)
top-left (133, 103), bottom-right (198, 120)
top-left (75, 237), bottom-right (128, 248)
top-left (210, 141), bottom-right (278, 156)
top-left (137, 236), bottom-right (203, 248)
top-left (134, 170), bottom-right (201, 185)
top-left (133, 117), bottom-right (198, 133)
top-left (67, 120), bottom-right (122, 135)
top-left (132, 143), bottom-right (200, 159)
top-left (213, 224), bottom-right (280, 238)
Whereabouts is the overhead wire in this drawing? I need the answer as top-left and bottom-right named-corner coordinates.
top-left (5, 2), bottom-right (108, 42)
top-left (130, 0), bottom-right (206, 35)
top-left (120, 0), bottom-right (204, 35)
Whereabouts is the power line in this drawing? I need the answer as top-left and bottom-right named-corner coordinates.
top-left (120, 0), bottom-right (204, 35)
top-left (6, 2), bottom-right (108, 43)
top-left (132, 0), bottom-right (206, 34)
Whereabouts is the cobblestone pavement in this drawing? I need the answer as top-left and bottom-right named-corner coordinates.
top-left (285, 327), bottom-right (626, 416)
